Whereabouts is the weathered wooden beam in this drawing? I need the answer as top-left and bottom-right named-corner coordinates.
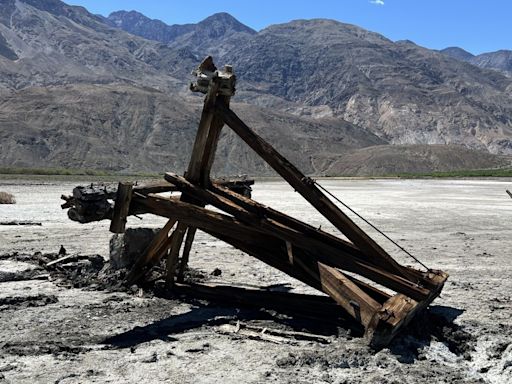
top-left (110, 182), bottom-right (133, 233)
top-left (162, 174), bottom-right (430, 301)
top-left (167, 173), bottom-right (359, 256)
top-left (133, 181), bottom-right (179, 195)
top-left (133, 194), bottom-right (429, 301)
top-left (215, 102), bottom-right (412, 281)
top-left (166, 61), bottom-right (230, 286)
top-left (318, 264), bottom-right (380, 327)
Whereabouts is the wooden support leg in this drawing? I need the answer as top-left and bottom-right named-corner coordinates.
top-left (166, 222), bottom-right (188, 287)
top-left (165, 68), bottom-right (228, 283)
top-left (177, 227), bottom-right (197, 282)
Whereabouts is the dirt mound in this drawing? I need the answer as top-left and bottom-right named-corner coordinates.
top-left (323, 144), bottom-right (511, 176)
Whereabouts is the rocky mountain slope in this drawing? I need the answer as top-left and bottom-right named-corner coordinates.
top-left (0, 0), bottom-right (199, 92)
top-left (0, 83), bottom-right (390, 175)
top-left (441, 47), bottom-right (512, 76)
top-left (0, 0), bottom-right (511, 175)
top-left (108, 12), bottom-right (512, 156)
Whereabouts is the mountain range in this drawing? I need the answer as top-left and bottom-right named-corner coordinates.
top-left (0, 0), bottom-right (511, 176)
top-left (440, 47), bottom-right (512, 76)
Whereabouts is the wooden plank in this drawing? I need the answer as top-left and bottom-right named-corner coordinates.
top-left (215, 102), bottom-right (412, 281)
top-left (110, 182), bottom-right (133, 233)
top-left (133, 181), bottom-right (178, 195)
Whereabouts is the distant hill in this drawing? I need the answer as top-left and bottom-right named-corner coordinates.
top-left (440, 47), bottom-right (475, 61)
top-left (441, 47), bottom-right (512, 76)
top-left (105, 11), bottom-right (256, 45)
top-left (0, 0), bottom-right (511, 176)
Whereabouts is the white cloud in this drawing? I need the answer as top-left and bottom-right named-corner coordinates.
top-left (370, 0), bottom-right (385, 5)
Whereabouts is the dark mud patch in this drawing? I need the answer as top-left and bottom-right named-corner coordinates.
top-left (0, 269), bottom-right (46, 283)
top-left (0, 341), bottom-right (92, 357)
top-left (389, 306), bottom-right (475, 362)
top-left (0, 294), bottom-right (58, 310)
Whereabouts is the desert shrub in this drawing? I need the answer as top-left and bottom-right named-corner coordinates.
top-left (0, 191), bottom-right (16, 204)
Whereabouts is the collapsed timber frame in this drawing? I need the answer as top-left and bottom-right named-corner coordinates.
top-left (64, 57), bottom-right (448, 348)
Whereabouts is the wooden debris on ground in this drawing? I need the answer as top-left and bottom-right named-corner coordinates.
top-left (216, 322), bottom-right (332, 345)
top-left (62, 56), bottom-right (448, 349)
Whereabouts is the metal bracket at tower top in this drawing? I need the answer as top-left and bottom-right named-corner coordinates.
top-left (190, 56), bottom-right (236, 97)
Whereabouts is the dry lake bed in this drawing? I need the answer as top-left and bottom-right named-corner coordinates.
top-left (0, 177), bottom-right (511, 383)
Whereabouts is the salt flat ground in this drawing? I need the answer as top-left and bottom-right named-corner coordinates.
top-left (0, 177), bottom-right (511, 383)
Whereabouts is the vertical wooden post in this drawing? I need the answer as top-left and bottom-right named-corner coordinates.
top-left (168, 61), bottom-right (233, 281)
top-left (166, 222), bottom-right (188, 287)
top-left (177, 227), bottom-right (197, 282)
top-left (110, 182), bottom-right (133, 233)
top-left (167, 59), bottom-right (232, 286)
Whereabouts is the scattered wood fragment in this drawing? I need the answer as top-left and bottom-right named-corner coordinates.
top-left (0, 221), bottom-right (41, 226)
top-left (217, 323), bottom-right (293, 344)
top-left (217, 322), bottom-right (332, 344)
top-left (46, 255), bottom-right (76, 267)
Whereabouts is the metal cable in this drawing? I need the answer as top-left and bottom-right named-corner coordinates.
top-left (313, 180), bottom-right (431, 271)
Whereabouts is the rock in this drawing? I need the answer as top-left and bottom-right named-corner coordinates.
top-left (109, 228), bottom-right (159, 269)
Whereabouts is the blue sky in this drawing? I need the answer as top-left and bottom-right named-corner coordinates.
top-left (66, 0), bottom-right (511, 55)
